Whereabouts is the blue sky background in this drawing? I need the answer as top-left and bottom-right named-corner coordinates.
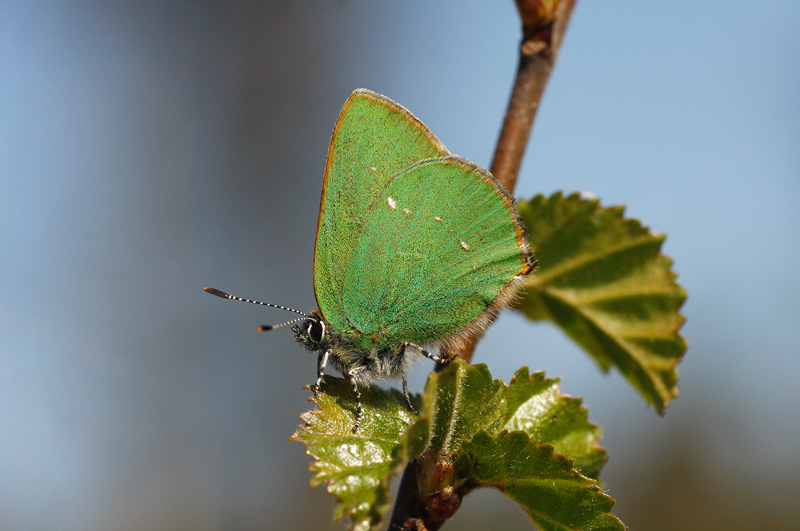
top-left (2, 1), bottom-right (799, 529)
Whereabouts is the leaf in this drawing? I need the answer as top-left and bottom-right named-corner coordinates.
top-left (423, 361), bottom-right (506, 457)
top-left (517, 192), bottom-right (687, 413)
top-left (463, 431), bottom-right (624, 531)
top-left (503, 367), bottom-right (607, 480)
top-left (293, 362), bottom-right (617, 529)
top-left (412, 361), bottom-right (617, 526)
top-left (290, 377), bottom-right (424, 531)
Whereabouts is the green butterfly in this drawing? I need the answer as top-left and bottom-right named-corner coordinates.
top-left (206, 89), bottom-right (535, 431)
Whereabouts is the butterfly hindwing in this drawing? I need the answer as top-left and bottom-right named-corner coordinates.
top-left (341, 157), bottom-right (529, 349)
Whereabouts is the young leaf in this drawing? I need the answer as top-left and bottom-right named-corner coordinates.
top-left (410, 361), bottom-right (508, 522)
top-left (503, 367), bottom-right (607, 480)
top-left (423, 362), bottom-right (506, 457)
top-left (294, 362), bottom-right (617, 530)
top-left (517, 192), bottom-right (687, 413)
top-left (290, 377), bottom-right (422, 531)
top-left (462, 431), bottom-right (624, 531)
top-left (411, 361), bottom-right (617, 527)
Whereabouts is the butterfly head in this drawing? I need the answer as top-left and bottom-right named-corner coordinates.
top-left (292, 310), bottom-right (332, 352)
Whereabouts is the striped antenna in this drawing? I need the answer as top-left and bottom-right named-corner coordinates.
top-left (203, 287), bottom-right (311, 325)
top-left (258, 317), bottom-right (306, 332)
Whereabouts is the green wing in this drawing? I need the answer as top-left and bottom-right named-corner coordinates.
top-left (314, 90), bottom-right (449, 332)
top-left (340, 157), bottom-right (529, 348)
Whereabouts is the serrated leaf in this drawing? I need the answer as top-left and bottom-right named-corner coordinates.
top-left (463, 431), bottom-right (624, 531)
top-left (416, 361), bottom-right (609, 482)
top-left (517, 192), bottom-right (687, 413)
top-left (423, 361), bottom-right (506, 457)
top-left (503, 367), bottom-right (607, 480)
top-left (294, 362), bottom-right (616, 530)
top-left (290, 376), bottom-right (423, 531)
top-left (412, 360), bottom-right (614, 526)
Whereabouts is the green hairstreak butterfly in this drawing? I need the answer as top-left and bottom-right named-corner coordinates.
top-left (206, 89), bottom-right (535, 431)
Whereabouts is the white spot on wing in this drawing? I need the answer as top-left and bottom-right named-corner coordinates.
top-left (434, 216), bottom-right (443, 222)
top-left (387, 197), bottom-right (397, 209)
top-left (460, 241), bottom-right (470, 251)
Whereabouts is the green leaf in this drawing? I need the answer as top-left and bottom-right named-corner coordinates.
top-left (290, 377), bottom-right (423, 531)
top-left (463, 431), bottom-right (624, 531)
top-left (423, 361), bottom-right (506, 457)
top-left (503, 367), bottom-right (607, 480)
top-left (517, 192), bottom-right (687, 413)
top-left (293, 361), bottom-right (617, 529)
top-left (412, 361), bottom-right (617, 526)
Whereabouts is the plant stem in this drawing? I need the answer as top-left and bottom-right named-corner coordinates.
top-left (454, 0), bottom-right (577, 366)
top-left (391, 2), bottom-right (578, 529)
top-left (388, 465), bottom-right (438, 531)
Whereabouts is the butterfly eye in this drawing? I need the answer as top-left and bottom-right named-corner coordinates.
top-left (307, 320), bottom-right (325, 343)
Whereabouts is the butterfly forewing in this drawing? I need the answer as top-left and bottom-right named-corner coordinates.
top-left (314, 90), bottom-right (450, 333)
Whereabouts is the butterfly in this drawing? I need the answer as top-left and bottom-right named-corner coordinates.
top-left (206, 89), bottom-right (535, 431)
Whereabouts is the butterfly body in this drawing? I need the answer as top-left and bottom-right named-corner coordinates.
top-left (293, 312), bottom-right (417, 386)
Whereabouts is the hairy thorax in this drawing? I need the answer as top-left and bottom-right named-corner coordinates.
top-left (293, 313), bottom-right (418, 385)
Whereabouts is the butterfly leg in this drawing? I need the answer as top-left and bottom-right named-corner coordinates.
top-left (402, 376), bottom-right (416, 414)
top-left (403, 341), bottom-right (447, 364)
top-left (346, 368), bottom-right (363, 433)
top-left (311, 349), bottom-right (331, 394)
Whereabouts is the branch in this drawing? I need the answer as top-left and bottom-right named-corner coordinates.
top-left (387, 465), bottom-right (438, 531)
top-left (392, 2), bottom-right (580, 530)
top-left (455, 0), bottom-right (577, 366)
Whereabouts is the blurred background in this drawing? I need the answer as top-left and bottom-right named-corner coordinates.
top-left (2, 1), bottom-right (799, 529)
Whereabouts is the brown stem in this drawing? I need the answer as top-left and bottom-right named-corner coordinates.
top-left (491, 0), bottom-right (577, 191)
top-left (456, 0), bottom-right (577, 366)
top-left (388, 463), bottom-right (439, 531)
top-left (389, 2), bottom-right (578, 530)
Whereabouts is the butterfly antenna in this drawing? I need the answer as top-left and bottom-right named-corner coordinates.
top-left (257, 317), bottom-right (306, 332)
top-left (203, 287), bottom-right (310, 319)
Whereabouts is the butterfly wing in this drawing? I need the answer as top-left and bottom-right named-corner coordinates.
top-left (314, 90), bottom-right (449, 334)
top-left (340, 157), bottom-right (531, 349)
